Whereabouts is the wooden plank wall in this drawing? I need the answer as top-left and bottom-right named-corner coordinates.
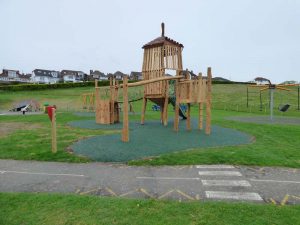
top-left (177, 78), bottom-right (207, 104)
top-left (142, 45), bottom-right (183, 97)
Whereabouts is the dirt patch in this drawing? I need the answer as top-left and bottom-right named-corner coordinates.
top-left (0, 122), bottom-right (43, 138)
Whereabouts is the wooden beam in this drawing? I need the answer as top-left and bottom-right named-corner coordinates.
top-left (120, 76), bottom-right (184, 88)
top-left (198, 73), bottom-right (203, 130)
top-left (174, 70), bottom-right (180, 131)
top-left (186, 103), bottom-right (191, 131)
top-left (141, 97), bottom-right (147, 125)
top-left (163, 81), bottom-right (169, 126)
top-left (205, 67), bottom-right (212, 135)
top-left (122, 76), bottom-right (129, 142)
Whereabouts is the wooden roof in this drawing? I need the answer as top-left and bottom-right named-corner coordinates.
top-left (142, 23), bottom-right (184, 49)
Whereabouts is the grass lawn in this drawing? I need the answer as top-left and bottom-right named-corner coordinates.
top-left (1, 193), bottom-right (299, 225)
top-left (0, 85), bottom-right (299, 167)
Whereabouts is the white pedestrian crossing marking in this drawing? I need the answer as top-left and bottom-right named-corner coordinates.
top-left (202, 180), bottom-right (251, 187)
top-left (205, 191), bottom-right (263, 201)
top-left (198, 171), bottom-right (242, 176)
top-left (196, 165), bottom-right (235, 169)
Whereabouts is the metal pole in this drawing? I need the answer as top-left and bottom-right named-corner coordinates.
top-left (298, 85), bottom-right (300, 110)
top-left (259, 91), bottom-right (262, 111)
top-left (246, 87), bottom-right (249, 108)
top-left (270, 89), bottom-right (274, 121)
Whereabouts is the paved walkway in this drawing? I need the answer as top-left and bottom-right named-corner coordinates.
top-left (0, 160), bottom-right (299, 205)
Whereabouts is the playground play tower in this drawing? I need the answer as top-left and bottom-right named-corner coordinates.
top-left (95, 23), bottom-right (212, 142)
top-left (141, 23), bottom-right (184, 126)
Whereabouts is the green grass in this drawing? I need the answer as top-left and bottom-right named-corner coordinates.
top-left (1, 193), bottom-right (299, 225)
top-left (0, 85), bottom-right (299, 167)
top-left (0, 109), bottom-right (299, 167)
top-left (1, 84), bottom-right (299, 115)
top-left (0, 112), bottom-right (115, 162)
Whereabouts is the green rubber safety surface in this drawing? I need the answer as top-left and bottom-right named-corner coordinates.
top-left (73, 112), bottom-right (95, 117)
top-left (69, 119), bottom-right (253, 162)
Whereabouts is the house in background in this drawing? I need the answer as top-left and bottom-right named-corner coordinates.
top-left (0, 69), bottom-right (20, 83)
top-left (90, 70), bottom-right (107, 81)
top-left (18, 73), bottom-right (32, 83)
top-left (130, 71), bottom-right (142, 80)
top-left (113, 71), bottom-right (126, 80)
top-left (0, 69), bottom-right (31, 83)
top-left (31, 69), bottom-right (60, 84)
top-left (61, 70), bottom-right (85, 83)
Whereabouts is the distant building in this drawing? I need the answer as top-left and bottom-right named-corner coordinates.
top-left (31, 69), bottom-right (60, 84)
top-left (280, 80), bottom-right (298, 85)
top-left (0, 69), bottom-right (31, 83)
top-left (130, 71), bottom-right (142, 80)
top-left (106, 71), bottom-right (126, 80)
top-left (114, 71), bottom-right (126, 80)
top-left (179, 70), bottom-right (198, 79)
top-left (90, 70), bottom-right (107, 81)
top-left (254, 77), bottom-right (271, 85)
top-left (61, 70), bottom-right (85, 83)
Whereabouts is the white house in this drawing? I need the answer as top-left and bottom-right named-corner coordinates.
top-left (31, 69), bottom-right (60, 84)
top-left (0, 69), bottom-right (31, 83)
top-left (90, 70), bottom-right (107, 81)
top-left (61, 70), bottom-right (85, 83)
top-left (129, 71), bottom-right (142, 80)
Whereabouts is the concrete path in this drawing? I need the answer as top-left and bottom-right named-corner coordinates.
top-left (0, 160), bottom-right (299, 205)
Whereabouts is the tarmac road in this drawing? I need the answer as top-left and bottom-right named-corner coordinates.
top-left (0, 159), bottom-right (299, 205)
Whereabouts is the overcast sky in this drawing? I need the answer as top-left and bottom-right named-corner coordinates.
top-left (0, 0), bottom-right (299, 83)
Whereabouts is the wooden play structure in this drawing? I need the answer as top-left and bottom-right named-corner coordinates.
top-left (95, 23), bottom-right (212, 142)
top-left (95, 79), bottom-right (120, 124)
top-left (81, 93), bottom-right (95, 111)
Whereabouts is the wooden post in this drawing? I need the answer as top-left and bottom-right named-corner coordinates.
top-left (163, 81), bottom-right (169, 126)
top-left (198, 73), bottom-right (203, 130)
top-left (141, 97), bottom-right (147, 125)
top-left (51, 108), bottom-right (57, 153)
top-left (205, 67), bottom-right (212, 135)
top-left (186, 103), bottom-right (191, 131)
top-left (95, 79), bottom-right (100, 123)
top-left (174, 71), bottom-right (180, 131)
top-left (199, 103), bottom-right (203, 130)
top-left (122, 76), bottom-right (129, 142)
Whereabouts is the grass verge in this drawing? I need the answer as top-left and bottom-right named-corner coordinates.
top-left (1, 193), bottom-right (300, 225)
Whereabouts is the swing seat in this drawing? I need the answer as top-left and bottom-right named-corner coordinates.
top-left (279, 104), bottom-right (290, 112)
top-left (152, 105), bottom-right (161, 111)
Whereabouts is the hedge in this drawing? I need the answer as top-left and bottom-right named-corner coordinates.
top-left (0, 81), bottom-right (110, 91)
top-left (0, 80), bottom-right (252, 92)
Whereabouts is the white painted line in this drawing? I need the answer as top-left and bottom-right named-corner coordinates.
top-left (202, 180), bottom-right (251, 187)
top-left (136, 176), bottom-right (200, 180)
top-left (0, 170), bottom-right (85, 177)
top-left (206, 191), bottom-right (263, 201)
top-left (196, 165), bottom-right (235, 169)
top-left (198, 171), bottom-right (242, 176)
top-left (250, 178), bottom-right (300, 184)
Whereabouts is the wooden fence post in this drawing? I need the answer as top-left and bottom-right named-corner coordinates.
top-left (51, 108), bottom-right (57, 153)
